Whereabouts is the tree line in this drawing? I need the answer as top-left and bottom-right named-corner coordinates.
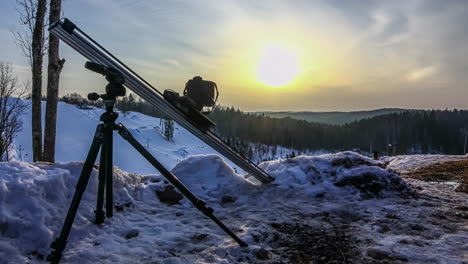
top-left (209, 106), bottom-right (468, 156)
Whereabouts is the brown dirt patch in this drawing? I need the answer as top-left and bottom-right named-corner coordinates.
top-left (403, 159), bottom-right (468, 193)
top-left (261, 222), bottom-right (366, 264)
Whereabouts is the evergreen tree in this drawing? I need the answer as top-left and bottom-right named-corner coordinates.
top-left (164, 119), bottom-right (174, 141)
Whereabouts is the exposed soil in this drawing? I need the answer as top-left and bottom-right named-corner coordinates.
top-left (403, 159), bottom-right (468, 193)
top-left (267, 222), bottom-right (360, 264)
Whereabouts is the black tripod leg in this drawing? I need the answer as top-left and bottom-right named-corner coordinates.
top-left (105, 125), bottom-right (113, 217)
top-left (47, 125), bottom-right (104, 264)
top-left (116, 124), bottom-right (248, 247)
top-left (95, 137), bottom-right (107, 224)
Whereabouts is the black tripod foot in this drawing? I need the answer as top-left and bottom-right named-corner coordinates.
top-left (47, 251), bottom-right (62, 264)
top-left (95, 210), bottom-right (105, 224)
top-left (47, 239), bottom-right (66, 264)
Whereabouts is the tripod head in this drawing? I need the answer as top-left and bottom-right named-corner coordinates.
top-left (85, 61), bottom-right (125, 123)
top-left (85, 61), bottom-right (126, 102)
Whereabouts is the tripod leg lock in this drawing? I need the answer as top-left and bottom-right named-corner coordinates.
top-left (94, 124), bottom-right (106, 143)
top-left (116, 124), bottom-right (133, 140)
top-left (194, 199), bottom-right (214, 215)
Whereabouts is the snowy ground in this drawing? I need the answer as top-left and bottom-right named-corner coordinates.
top-left (1, 152), bottom-right (467, 263)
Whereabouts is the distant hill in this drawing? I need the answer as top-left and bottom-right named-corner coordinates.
top-left (256, 108), bottom-right (414, 125)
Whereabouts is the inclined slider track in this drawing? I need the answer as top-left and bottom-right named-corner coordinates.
top-left (49, 18), bottom-right (273, 184)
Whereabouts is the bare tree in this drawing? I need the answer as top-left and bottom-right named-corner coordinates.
top-left (12, 0), bottom-right (48, 161)
top-left (11, 0), bottom-right (48, 67)
top-left (44, 0), bottom-right (65, 162)
top-left (0, 63), bottom-right (28, 161)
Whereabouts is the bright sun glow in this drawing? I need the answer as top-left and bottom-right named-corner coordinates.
top-left (257, 45), bottom-right (300, 86)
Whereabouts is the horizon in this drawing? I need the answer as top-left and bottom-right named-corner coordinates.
top-left (1, 0), bottom-right (468, 111)
top-left (34, 94), bottom-right (468, 112)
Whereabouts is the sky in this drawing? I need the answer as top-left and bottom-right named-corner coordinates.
top-left (1, 0), bottom-right (468, 111)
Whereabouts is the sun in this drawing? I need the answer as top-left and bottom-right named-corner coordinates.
top-left (257, 45), bottom-right (300, 87)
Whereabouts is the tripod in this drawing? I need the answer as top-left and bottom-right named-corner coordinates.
top-left (47, 63), bottom-right (247, 264)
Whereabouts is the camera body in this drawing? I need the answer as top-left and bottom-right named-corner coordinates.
top-left (183, 76), bottom-right (218, 112)
top-left (163, 76), bottom-right (218, 131)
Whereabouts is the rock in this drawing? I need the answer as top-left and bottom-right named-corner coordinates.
top-left (315, 192), bottom-right (325, 198)
top-left (331, 156), bottom-right (382, 169)
top-left (376, 224), bottom-right (391, 233)
top-left (156, 186), bottom-right (183, 205)
top-left (454, 183), bottom-right (468, 193)
top-left (385, 213), bottom-right (400, 219)
top-left (251, 233), bottom-right (260, 243)
top-left (455, 211), bottom-right (468, 219)
top-left (409, 223), bottom-right (426, 231)
top-left (413, 240), bottom-right (426, 247)
top-left (255, 248), bottom-right (270, 260)
top-left (221, 195), bottom-right (237, 204)
top-left (193, 233), bottom-right (208, 241)
top-left (331, 157), bottom-right (355, 168)
top-left (115, 204), bottom-right (124, 212)
top-left (421, 201), bottom-right (435, 207)
top-left (28, 251), bottom-right (44, 260)
top-left (455, 205), bottom-right (468, 211)
top-left (115, 201), bottom-right (132, 212)
top-left (125, 230), bottom-right (139, 239)
top-left (334, 173), bottom-right (385, 197)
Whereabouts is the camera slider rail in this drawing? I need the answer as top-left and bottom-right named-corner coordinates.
top-left (49, 18), bottom-right (273, 184)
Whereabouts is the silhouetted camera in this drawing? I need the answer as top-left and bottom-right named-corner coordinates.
top-left (163, 76), bottom-right (218, 130)
top-left (164, 76), bottom-right (218, 114)
top-left (183, 76), bottom-right (218, 113)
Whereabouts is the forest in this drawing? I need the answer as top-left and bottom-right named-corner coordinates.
top-left (210, 106), bottom-right (468, 155)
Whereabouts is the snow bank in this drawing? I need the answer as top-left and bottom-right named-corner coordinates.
top-left (0, 152), bottom-right (414, 263)
top-left (260, 151), bottom-right (413, 199)
top-left (0, 161), bottom-right (141, 263)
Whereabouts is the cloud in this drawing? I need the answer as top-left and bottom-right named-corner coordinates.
top-left (163, 59), bottom-right (181, 69)
top-left (407, 65), bottom-right (438, 81)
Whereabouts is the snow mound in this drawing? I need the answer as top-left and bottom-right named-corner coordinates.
top-left (171, 154), bottom-right (255, 198)
top-left (260, 151), bottom-right (413, 199)
top-left (0, 161), bottom-right (142, 262)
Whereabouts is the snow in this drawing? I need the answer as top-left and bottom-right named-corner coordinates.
top-left (1, 151), bottom-right (467, 263)
top-left (2, 101), bottom-right (467, 263)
